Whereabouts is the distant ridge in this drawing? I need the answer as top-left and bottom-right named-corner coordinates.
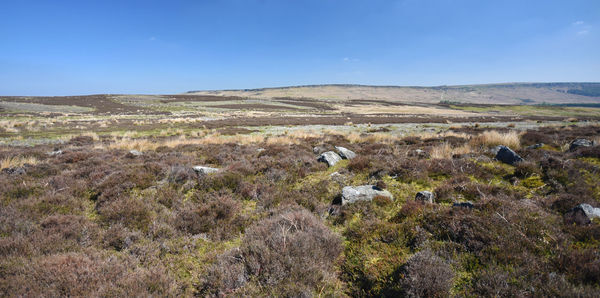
top-left (188, 82), bottom-right (600, 93)
top-left (187, 82), bottom-right (600, 105)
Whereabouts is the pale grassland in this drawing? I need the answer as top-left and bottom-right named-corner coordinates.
top-left (335, 104), bottom-right (482, 116)
top-left (430, 143), bottom-right (473, 159)
top-left (100, 127), bottom-right (483, 152)
top-left (104, 134), bottom-right (289, 151)
top-left (469, 130), bottom-right (522, 149)
top-left (0, 156), bottom-right (38, 169)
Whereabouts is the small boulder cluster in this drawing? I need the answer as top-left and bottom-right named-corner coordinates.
top-left (316, 146), bottom-right (356, 167)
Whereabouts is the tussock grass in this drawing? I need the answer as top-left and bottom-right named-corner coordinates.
top-left (104, 130), bottom-right (323, 151)
top-left (430, 143), bottom-right (472, 159)
top-left (0, 156), bottom-right (38, 169)
top-left (470, 130), bottom-right (521, 149)
top-left (346, 132), bottom-right (399, 144)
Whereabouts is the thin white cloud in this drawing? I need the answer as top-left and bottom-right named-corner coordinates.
top-left (573, 21), bottom-right (584, 26)
top-left (149, 36), bottom-right (157, 41)
top-left (577, 30), bottom-right (589, 36)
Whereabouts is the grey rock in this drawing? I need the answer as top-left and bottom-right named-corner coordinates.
top-left (1, 167), bottom-right (26, 175)
top-left (564, 203), bottom-right (600, 225)
top-left (414, 149), bottom-right (426, 157)
top-left (569, 139), bottom-right (595, 151)
top-left (453, 201), bottom-right (474, 209)
top-left (578, 203), bottom-right (600, 219)
top-left (415, 191), bottom-right (435, 203)
top-left (318, 151), bottom-right (342, 167)
top-left (495, 145), bottom-right (523, 165)
top-left (193, 166), bottom-right (220, 175)
top-left (313, 146), bottom-right (327, 154)
top-left (128, 150), bottom-right (143, 156)
top-left (341, 185), bottom-right (393, 205)
top-left (47, 150), bottom-right (63, 156)
top-left (335, 146), bottom-right (356, 160)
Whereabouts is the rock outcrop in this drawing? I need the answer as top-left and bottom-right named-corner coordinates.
top-left (341, 185), bottom-right (393, 205)
top-left (335, 146), bottom-right (356, 160)
top-left (564, 203), bottom-right (600, 225)
top-left (318, 151), bottom-right (342, 167)
top-left (569, 139), bottom-right (594, 152)
top-left (415, 191), bottom-right (435, 203)
top-left (193, 166), bottom-right (220, 175)
top-left (126, 150), bottom-right (143, 158)
top-left (495, 145), bottom-right (523, 165)
top-left (47, 150), bottom-right (63, 156)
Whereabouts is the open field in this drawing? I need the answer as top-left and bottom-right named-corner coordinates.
top-left (1, 89), bottom-right (600, 296)
top-left (188, 82), bottom-right (600, 105)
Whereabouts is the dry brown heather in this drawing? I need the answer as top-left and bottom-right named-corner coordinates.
top-left (1, 124), bottom-right (600, 296)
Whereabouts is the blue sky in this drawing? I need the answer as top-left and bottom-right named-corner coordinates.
top-left (1, 0), bottom-right (598, 95)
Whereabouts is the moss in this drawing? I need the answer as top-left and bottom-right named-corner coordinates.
top-left (521, 175), bottom-right (545, 189)
top-left (579, 157), bottom-right (600, 167)
top-left (581, 169), bottom-right (600, 201)
top-left (476, 160), bottom-right (514, 177)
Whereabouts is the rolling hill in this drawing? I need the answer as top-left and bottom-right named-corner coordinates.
top-left (187, 82), bottom-right (600, 105)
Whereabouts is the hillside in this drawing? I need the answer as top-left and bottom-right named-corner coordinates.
top-left (187, 82), bottom-right (600, 105)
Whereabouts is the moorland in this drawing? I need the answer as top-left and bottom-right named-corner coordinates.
top-left (1, 84), bottom-right (600, 296)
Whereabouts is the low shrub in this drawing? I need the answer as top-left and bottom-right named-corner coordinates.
top-left (198, 205), bottom-right (342, 296)
top-left (399, 249), bottom-right (455, 298)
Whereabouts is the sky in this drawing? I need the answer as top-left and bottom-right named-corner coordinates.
top-left (0, 0), bottom-right (599, 95)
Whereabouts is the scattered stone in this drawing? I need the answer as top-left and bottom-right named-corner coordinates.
top-left (495, 145), bottom-right (523, 165)
top-left (564, 203), bottom-right (600, 225)
top-left (341, 185), bottom-right (393, 205)
top-left (193, 166), bottom-right (220, 175)
top-left (453, 201), bottom-right (474, 209)
top-left (1, 167), bottom-right (26, 175)
top-left (415, 149), bottom-right (425, 154)
top-left (335, 146), bottom-right (356, 160)
top-left (313, 146), bottom-right (327, 154)
top-left (527, 143), bottom-right (544, 149)
top-left (47, 150), bottom-right (63, 156)
top-left (126, 150), bottom-right (143, 158)
top-left (415, 191), bottom-right (435, 203)
top-left (318, 151), bottom-right (342, 167)
top-left (569, 139), bottom-right (595, 152)
top-left (256, 148), bottom-right (265, 153)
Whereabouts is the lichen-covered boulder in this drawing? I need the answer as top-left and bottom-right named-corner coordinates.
top-left (335, 146), bottom-right (356, 160)
top-left (193, 166), bottom-right (220, 175)
top-left (318, 151), bottom-right (342, 167)
top-left (495, 145), bottom-right (523, 165)
top-left (569, 139), bottom-right (594, 152)
top-left (415, 191), bottom-right (435, 203)
top-left (341, 185), bottom-right (393, 205)
top-left (564, 203), bottom-right (600, 225)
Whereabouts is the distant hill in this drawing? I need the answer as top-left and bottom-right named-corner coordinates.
top-left (187, 82), bottom-right (600, 105)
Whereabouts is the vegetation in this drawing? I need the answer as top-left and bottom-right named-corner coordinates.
top-left (1, 123), bottom-right (600, 296)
